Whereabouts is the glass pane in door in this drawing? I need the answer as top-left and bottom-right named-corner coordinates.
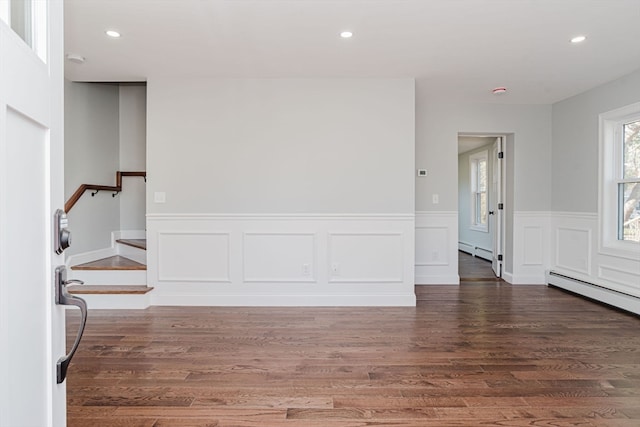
top-left (10, 0), bottom-right (33, 47)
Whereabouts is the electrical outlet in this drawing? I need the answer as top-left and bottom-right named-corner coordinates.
top-left (331, 263), bottom-right (340, 276)
top-left (302, 263), bottom-right (311, 276)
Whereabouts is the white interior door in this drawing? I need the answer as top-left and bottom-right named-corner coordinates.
top-left (0, 1), bottom-right (66, 426)
top-left (490, 137), bottom-right (503, 277)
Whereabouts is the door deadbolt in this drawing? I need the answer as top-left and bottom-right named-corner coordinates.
top-left (54, 209), bottom-right (71, 254)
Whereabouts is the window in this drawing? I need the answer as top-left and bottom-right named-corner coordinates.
top-left (620, 120), bottom-right (640, 241)
top-left (599, 102), bottom-right (640, 257)
top-left (470, 151), bottom-right (488, 232)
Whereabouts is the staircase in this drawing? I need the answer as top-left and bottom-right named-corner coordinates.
top-left (66, 233), bottom-right (153, 309)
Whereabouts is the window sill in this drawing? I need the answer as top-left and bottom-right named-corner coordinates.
top-left (599, 240), bottom-right (640, 261)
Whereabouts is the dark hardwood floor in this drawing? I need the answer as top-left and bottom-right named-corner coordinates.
top-left (67, 285), bottom-right (640, 426)
top-left (458, 251), bottom-right (498, 281)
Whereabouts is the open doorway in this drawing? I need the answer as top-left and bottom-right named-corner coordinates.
top-left (458, 134), bottom-right (505, 281)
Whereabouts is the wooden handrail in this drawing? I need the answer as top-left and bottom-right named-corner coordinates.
top-left (65, 171), bottom-right (146, 213)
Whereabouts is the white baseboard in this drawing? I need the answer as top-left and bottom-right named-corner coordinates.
top-left (151, 292), bottom-right (416, 307)
top-left (415, 275), bottom-right (459, 285)
top-left (458, 242), bottom-right (474, 254)
top-left (507, 274), bottom-right (546, 285)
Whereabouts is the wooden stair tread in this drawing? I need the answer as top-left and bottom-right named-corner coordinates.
top-left (71, 255), bottom-right (146, 271)
top-left (67, 285), bottom-right (153, 295)
top-left (116, 238), bottom-right (147, 250)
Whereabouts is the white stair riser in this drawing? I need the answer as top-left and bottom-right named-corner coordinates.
top-left (67, 269), bottom-right (147, 286)
top-left (116, 243), bottom-right (146, 264)
top-left (68, 293), bottom-right (151, 310)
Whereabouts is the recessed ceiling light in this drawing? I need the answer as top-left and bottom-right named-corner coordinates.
top-left (105, 30), bottom-right (121, 38)
top-left (340, 31), bottom-right (353, 39)
top-left (570, 35), bottom-right (586, 43)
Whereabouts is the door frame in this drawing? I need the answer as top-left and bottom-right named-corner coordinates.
top-left (457, 132), bottom-right (508, 279)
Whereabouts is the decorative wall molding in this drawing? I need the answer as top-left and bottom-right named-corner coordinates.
top-left (549, 211), bottom-right (640, 308)
top-left (549, 212), bottom-right (598, 220)
top-left (555, 226), bottom-right (592, 275)
top-left (598, 265), bottom-right (640, 292)
top-left (243, 232), bottom-right (316, 283)
top-left (147, 213), bottom-right (415, 221)
top-left (415, 226), bottom-right (449, 266)
top-left (522, 226), bottom-right (544, 266)
top-left (414, 211), bottom-right (459, 284)
top-left (146, 214), bottom-right (416, 306)
top-left (158, 231), bottom-right (232, 283)
top-left (328, 232), bottom-right (404, 283)
top-left (510, 211), bottom-right (550, 284)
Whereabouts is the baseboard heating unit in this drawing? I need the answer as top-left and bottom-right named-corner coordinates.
top-left (458, 242), bottom-right (493, 261)
top-left (547, 271), bottom-right (640, 316)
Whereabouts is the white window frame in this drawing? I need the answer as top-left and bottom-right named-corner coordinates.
top-left (469, 150), bottom-right (488, 232)
top-left (598, 102), bottom-right (640, 260)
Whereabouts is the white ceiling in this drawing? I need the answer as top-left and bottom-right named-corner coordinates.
top-left (458, 136), bottom-right (494, 154)
top-left (64, 0), bottom-right (640, 104)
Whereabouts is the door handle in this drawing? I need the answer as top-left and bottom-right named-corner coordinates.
top-left (54, 265), bottom-right (87, 384)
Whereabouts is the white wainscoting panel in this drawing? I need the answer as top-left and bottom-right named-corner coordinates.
top-left (158, 232), bottom-right (231, 282)
top-left (598, 265), bottom-right (640, 290)
top-left (511, 212), bottom-right (550, 284)
top-left (550, 212), bottom-right (640, 307)
top-left (415, 212), bottom-right (458, 284)
top-left (523, 226), bottom-right (544, 266)
top-left (328, 233), bottom-right (403, 283)
top-left (555, 226), bottom-right (591, 275)
top-left (244, 233), bottom-right (316, 283)
top-left (416, 227), bottom-right (448, 266)
top-left (147, 214), bottom-right (416, 306)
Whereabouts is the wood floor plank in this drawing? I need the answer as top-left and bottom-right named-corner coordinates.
top-left (66, 284), bottom-right (640, 426)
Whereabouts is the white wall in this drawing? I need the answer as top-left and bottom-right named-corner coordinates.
top-left (147, 78), bottom-right (414, 214)
top-left (552, 69), bottom-right (640, 213)
top-left (549, 69), bottom-right (640, 305)
top-left (415, 84), bottom-right (553, 284)
top-left (146, 78), bottom-right (416, 305)
top-left (64, 81), bottom-right (120, 255)
top-left (118, 84), bottom-right (146, 231)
